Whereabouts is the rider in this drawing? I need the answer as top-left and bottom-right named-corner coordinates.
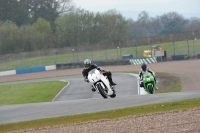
top-left (82, 59), bottom-right (117, 92)
top-left (139, 63), bottom-right (158, 90)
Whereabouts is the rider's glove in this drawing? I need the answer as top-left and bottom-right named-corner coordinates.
top-left (153, 72), bottom-right (156, 77)
top-left (84, 77), bottom-right (89, 83)
top-left (97, 67), bottom-right (103, 71)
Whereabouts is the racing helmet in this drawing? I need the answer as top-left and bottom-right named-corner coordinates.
top-left (141, 63), bottom-right (147, 71)
top-left (84, 59), bottom-right (91, 69)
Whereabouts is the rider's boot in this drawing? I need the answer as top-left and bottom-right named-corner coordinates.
top-left (111, 82), bottom-right (117, 86)
top-left (156, 86), bottom-right (158, 90)
top-left (140, 81), bottom-right (144, 88)
top-left (108, 77), bottom-right (117, 86)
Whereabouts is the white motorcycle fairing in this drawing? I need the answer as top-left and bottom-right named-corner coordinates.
top-left (87, 68), bottom-right (113, 96)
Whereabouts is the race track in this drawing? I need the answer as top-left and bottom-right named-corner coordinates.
top-left (0, 73), bottom-right (200, 125)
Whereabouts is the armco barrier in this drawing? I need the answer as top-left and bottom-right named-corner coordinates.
top-left (197, 54), bottom-right (200, 59)
top-left (171, 55), bottom-right (186, 60)
top-left (129, 57), bottom-right (157, 65)
top-left (56, 62), bottom-right (83, 69)
top-left (56, 60), bottom-right (130, 69)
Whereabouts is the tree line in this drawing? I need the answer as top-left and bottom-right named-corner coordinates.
top-left (0, 0), bottom-right (200, 55)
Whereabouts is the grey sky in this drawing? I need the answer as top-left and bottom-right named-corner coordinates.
top-left (73, 0), bottom-right (200, 20)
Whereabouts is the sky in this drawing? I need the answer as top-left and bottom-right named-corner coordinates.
top-left (73, 0), bottom-right (200, 20)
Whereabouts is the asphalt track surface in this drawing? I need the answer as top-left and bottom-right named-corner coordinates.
top-left (0, 73), bottom-right (200, 125)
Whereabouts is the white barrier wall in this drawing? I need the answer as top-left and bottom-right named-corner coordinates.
top-left (45, 65), bottom-right (56, 71)
top-left (0, 70), bottom-right (16, 76)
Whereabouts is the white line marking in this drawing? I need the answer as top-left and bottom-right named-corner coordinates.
top-left (128, 73), bottom-right (140, 95)
top-left (52, 81), bottom-right (70, 102)
top-left (129, 73), bottom-right (148, 95)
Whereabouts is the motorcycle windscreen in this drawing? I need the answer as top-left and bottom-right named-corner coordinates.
top-left (88, 69), bottom-right (101, 83)
top-left (143, 72), bottom-right (154, 83)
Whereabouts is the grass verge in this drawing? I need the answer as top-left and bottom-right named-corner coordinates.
top-left (156, 72), bottom-right (182, 93)
top-left (0, 81), bottom-right (67, 105)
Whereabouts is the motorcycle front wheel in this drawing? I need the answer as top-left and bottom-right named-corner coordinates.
top-left (96, 84), bottom-right (108, 98)
top-left (148, 85), bottom-right (154, 94)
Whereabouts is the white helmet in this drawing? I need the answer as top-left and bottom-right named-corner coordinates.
top-left (84, 59), bottom-right (91, 69)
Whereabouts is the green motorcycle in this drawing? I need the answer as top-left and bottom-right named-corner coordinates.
top-left (141, 71), bottom-right (156, 94)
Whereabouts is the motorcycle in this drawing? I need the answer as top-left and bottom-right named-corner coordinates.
top-left (87, 68), bottom-right (116, 98)
top-left (141, 71), bottom-right (156, 94)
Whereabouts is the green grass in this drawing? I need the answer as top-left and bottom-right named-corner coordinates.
top-left (0, 81), bottom-right (67, 105)
top-left (0, 39), bottom-right (200, 71)
top-left (0, 98), bottom-right (200, 132)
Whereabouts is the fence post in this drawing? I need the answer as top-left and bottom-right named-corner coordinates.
top-left (105, 50), bottom-right (107, 61)
top-left (117, 47), bottom-right (119, 60)
top-left (135, 46), bottom-right (137, 59)
top-left (119, 47), bottom-right (121, 59)
top-left (173, 41), bottom-right (176, 56)
top-left (149, 43), bottom-right (152, 57)
top-left (187, 40), bottom-right (189, 55)
top-left (91, 51), bottom-right (93, 61)
top-left (193, 39), bottom-right (194, 55)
